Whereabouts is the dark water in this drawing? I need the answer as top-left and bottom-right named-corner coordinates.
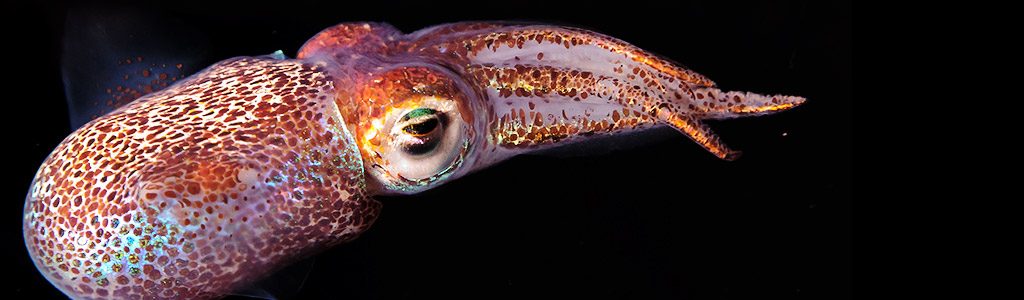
top-left (5, 1), bottom-right (850, 299)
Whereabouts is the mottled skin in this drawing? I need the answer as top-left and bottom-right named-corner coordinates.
top-left (24, 22), bottom-right (804, 299)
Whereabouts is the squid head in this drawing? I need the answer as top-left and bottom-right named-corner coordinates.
top-left (23, 22), bottom-right (804, 299)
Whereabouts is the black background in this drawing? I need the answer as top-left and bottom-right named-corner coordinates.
top-left (5, 0), bottom-right (850, 299)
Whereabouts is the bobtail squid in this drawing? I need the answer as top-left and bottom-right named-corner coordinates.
top-left (23, 22), bottom-right (805, 299)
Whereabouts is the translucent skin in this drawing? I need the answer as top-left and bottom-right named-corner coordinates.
top-left (24, 22), bottom-right (804, 299)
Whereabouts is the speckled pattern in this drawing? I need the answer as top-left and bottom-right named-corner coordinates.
top-left (24, 57), bottom-right (379, 299)
top-left (26, 22), bottom-right (804, 299)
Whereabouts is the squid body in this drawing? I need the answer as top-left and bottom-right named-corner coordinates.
top-left (24, 22), bottom-right (805, 299)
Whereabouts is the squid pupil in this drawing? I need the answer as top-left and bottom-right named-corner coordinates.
top-left (399, 108), bottom-right (444, 155)
top-left (403, 118), bottom-right (439, 135)
top-left (402, 118), bottom-right (440, 154)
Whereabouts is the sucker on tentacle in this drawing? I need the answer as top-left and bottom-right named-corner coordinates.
top-left (25, 21), bottom-right (804, 299)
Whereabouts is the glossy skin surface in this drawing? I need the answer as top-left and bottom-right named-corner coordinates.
top-left (24, 22), bottom-right (804, 299)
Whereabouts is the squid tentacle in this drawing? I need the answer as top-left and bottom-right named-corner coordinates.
top-left (413, 24), bottom-right (803, 157)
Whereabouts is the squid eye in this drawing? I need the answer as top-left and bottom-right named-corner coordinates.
top-left (374, 99), bottom-right (469, 190)
top-left (396, 108), bottom-right (446, 155)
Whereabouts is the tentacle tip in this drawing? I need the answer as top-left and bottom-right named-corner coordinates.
top-left (770, 94), bottom-right (807, 110)
top-left (791, 96), bottom-right (808, 106)
top-left (758, 95), bottom-right (807, 115)
top-left (721, 150), bottom-right (743, 161)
